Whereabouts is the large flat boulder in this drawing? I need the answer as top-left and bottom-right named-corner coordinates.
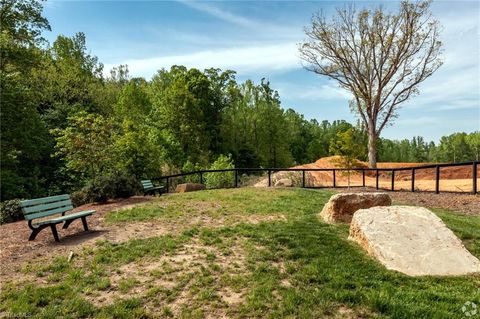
top-left (349, 206), bottom-right (480, 276)
top-left (175, 183), bottom-right (206, 193)
top-left (319, 193), bottom-right (391, 223)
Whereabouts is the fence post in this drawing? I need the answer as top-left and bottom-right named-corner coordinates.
top-left (268, 170), bottom-right (271, 187)
top-left (435, 165), bottom-right (440, 194)
top-left (302, 170), bottom-right (306, 188)
top-left (391, 170), bottom-right (395, 191)
top-left (333, 169), bottom-right (336, 188)
top-left (234, 169), bottom-right (238, 188)
top-left (362, 169), bottom-right (365, 187)
top-left (376, 169), bottom-right (379, 190)
top-left (411, 168), bottom-right (415, 192)
top-left (166, 177), bottom-right (169, 193)
top-left (199, 172), bottom-right (203, 184)
top-left (473, 162), bottom-right (478, 195)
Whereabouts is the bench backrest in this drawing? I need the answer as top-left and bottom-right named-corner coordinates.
top-left (141, 180), bottom-right (154, 190)
top-left (20, 194), bottom-right (73, 221)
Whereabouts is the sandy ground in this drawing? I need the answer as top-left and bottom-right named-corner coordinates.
top-left (254, 156), bottom-right (479, 193)
top-left (336, 187), bottom-right (479, 216)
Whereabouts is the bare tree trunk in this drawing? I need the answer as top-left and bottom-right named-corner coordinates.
top-left (368, 130), bottom-right (377, 168)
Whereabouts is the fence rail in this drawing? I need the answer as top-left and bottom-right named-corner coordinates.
top-left (153, 161), bottom-right (479, 195)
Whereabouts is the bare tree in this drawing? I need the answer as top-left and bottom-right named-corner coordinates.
top-left (299, 0), bottom-right (442, 168)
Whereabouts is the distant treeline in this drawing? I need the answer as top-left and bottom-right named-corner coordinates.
top-left (1, 2), bottom-right (479, 201)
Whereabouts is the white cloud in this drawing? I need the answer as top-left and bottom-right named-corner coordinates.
top-left (277, 82), bottom-right (352, 102)
top-left (176, 0), bottom-right (259, 28)
top-left (176, 0), bottom-right (303, 39)
top-left (401, 10), bottom-right (479, 112)
top-left (105, 42), bottom-right (301, 79)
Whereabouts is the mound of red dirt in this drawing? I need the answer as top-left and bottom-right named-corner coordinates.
top-left (255, 156), bottom-right (477, 189)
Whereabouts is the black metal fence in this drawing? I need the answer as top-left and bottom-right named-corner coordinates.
top-left (153, 161), bottom-right (479, 195)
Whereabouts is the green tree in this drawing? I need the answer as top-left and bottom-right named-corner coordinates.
top-left (329, 128), bottom-right (364, 188)
top-left (0, 0), bottom-right (52, 200)
top-left (466, 132), bottom-right (480, 161)
top-left (112, 79), bottom-right (163, 178)
top-left (284, 109), bottom-right (313, 164)
top-left (150, 66), bottom-right (211, 166)
top-left (0, 0), bottom-right (50, 72)
top-left (51, 112), bottom-right (113, 184)
top-left (32, 32), bottom-right (106, 129)
top-left (204, 154), bottom-right (235, 189)
top-left (256, 79), bottom-right (293, 167)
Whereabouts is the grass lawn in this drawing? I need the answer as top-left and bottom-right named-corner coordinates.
top-left (1, 188), bottom-right (479, 318)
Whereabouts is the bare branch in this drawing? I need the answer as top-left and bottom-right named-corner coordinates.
top-left (298, 0), bottom-right (442, 167)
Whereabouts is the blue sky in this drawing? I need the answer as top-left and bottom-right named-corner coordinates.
top-left (42, 0), bottom-right (479, 142)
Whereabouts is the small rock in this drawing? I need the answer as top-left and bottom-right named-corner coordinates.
top-left (274, 178), bottom-right (293, 187)
top-left (67, 251), bottom-right (75, 262)
top-left (175, 183), bottom-right (206, 193)
top-left (319, 193), bottom-right (391, 223)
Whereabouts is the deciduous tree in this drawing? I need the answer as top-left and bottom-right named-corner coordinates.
top-left (299, 0), bottom-right (442, 168)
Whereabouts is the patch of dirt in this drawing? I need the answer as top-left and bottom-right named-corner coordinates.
top-left (0, 196), bottom-right (152, 268)
top-left (338, 188), bottom-right (480, 215)
top-left (0, 194), bottom-right (287, 287)
top-left (221, 288), bottom-right (243, 305)
top-left (83, 237), bottom-right (249, 317)
top-left (244, 214), bottom-right (287, 224)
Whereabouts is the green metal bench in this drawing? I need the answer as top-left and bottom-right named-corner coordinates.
top-left (20, 194), bottom-right (95, 242)
top-left (141, 180), bottom-right (165, 196)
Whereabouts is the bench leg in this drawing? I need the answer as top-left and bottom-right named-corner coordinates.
top-left (62, 219), bottom-right (74, 229)
top-left (50, 224), bottom-right (60, 242)
top-left (81, 216), bottom-right (89, 231)
top-left (28, 227), bottom-right (43, 241)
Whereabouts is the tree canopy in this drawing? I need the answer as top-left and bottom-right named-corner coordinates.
top-left (0, 0), bottom-right (476, 202)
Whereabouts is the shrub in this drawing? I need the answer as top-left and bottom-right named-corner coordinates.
top-left (112, 174), bottom-right (140, 198)
top-left (70, 189), bottom-right (90, 207)
top-left (182, 160), bottom-right (203, 184)
top-left (204, 154), bottom-right (235, 189)
top-left (0, 199), bottom-right (23, 224)
top-left (78, 173), bottom-right (141, 204)
top-left (84, 177), bottom-right (114, 203)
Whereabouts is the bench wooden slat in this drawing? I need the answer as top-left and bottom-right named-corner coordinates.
top-left (34, 210), bottom-right (95, 226)
top-left (25, 205), bottom-right (74, 221)
top-left (20, 194), bottom-right (94, 242)
top-left (21, 194), bottom-right (70, 207)
top-left (22, 199), bottom-right (73, 214)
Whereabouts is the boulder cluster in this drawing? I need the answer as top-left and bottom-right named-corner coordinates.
top-left (319, 192), bottom-right (480, 276)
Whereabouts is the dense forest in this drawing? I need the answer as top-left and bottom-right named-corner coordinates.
top-left (1, 1), bottom-right (479, 202)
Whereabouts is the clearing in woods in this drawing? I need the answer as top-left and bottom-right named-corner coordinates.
top-left (0, 188), bottom-right (479, 318)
